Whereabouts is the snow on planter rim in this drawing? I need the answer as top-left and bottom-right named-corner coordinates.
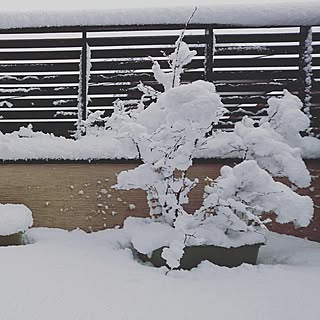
top-left (0, 0), bottom-right (319, 29)
top-left (0, 204), bottom-right (33, 236)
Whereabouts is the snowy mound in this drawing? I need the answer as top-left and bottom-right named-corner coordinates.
top-left (123, 217), bottom-right (265, 255)
top-left (0, 204), bottom-right (33, 236)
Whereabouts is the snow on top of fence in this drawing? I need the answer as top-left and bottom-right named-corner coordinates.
top-left (0, 0), bottom-right (319, 29)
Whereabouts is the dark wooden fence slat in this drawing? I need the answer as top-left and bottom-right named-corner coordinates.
top-left (91, 47), bottom-right (205, 59)
top-left (0, 86), bottom-right (78, 96)
top-left (312, 32), bottom-right (320, 41)
top-left (215, 81), bottom-right (299, 93)
top-left (0, 38), bottom-right (82, 48)
top-left (0, 121), bottom-right (75, 137)
top-left (0, 63), bottom-right (80, 73)
top-left (213, 57), bottom-right (301, 68)
top-left (220, 96), bottom-right (272, 105)
top-left (0, 110), bottom-right (78, 120)
top-left (211, 70), bottom-right (299, 81)
top-left (87, 34), bottom-right (208, 47)
top-left (215, 32), bottom-right (300, 44)
top-left (89, 83), bottom-right (164, 95)
top-left (0, 50), bottom-right (81, 61)
top-left (215, 45), bottom-right (300, 55)
top-left (90, 71), bottom-right (205, 83)
top-left (90, 58), bottom-right (204, 71)
top-left (0, 74), bottom-right (80, 85)
top-left (0, 98), bottom-right (78, 108)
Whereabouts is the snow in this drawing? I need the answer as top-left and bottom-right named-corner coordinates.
top-left (123, 216), bottom-right (265, 256)
top-left (123, 217), bottom-right (178, 254)
top-left (267, 90), bottom-right (310, 148)
top-left (0, 125), bottom-right (137, 160)
top-left (0, 101), bottom-right (318, 162)
top-left (0, 0), bottom-right (319, 28)
top-left (0, 204), bottom-right (32, 236)
top-left (199, 160), bottom-right (313, 228)
top-left (0, 227), bottom-right (319, 320)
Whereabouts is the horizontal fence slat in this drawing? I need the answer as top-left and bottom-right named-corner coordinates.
top-left (88, 83), bottom-right (164, 95)
top-left (0, 62), bottom-right (80, 73)
top-left (0, 86), bottom-right (78, 97)
top-left (0, 110), bottom-right (78, 120)
top-left (90, 59), bottom-right (204, 72)
top-left (0, 98), bottom-right (78, 108)
top-left (0, 121), bottom-right (75, 137)
top-left (0, 50), bottom-right (81, 61)
top-left (0, 74), bottom-right (80, 85)
top-left (215, 33), bottom-right (300, 43)
top-left (213, 57), bottom-right (300, 68)
top-left (87, 34), bottom-right (208, 47)
top-left (312, 32), bottom-right (320, 41)
top-left (91, 47), bottom-right (205, 59)
top-left (215, 45), bottom-right (300, 55)
top-left (0, 38), bottom-right (82, 48)
top-left (221, 96), bottom-right (270, 105)
top-left (90, 71), bottom-right (205, 83)
top-left (215, 80), bottom-right (299, 92)
top-left (211, 70), bottom-right (299, 81)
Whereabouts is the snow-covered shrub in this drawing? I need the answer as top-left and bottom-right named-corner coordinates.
top-left (266, 90), bottom-right (310, 148)
top-left (0, 204), bottom-right (33, 236)
top-left (113, 36), bottom-right (314, 269)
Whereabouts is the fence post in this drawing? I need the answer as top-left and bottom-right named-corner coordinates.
top-left (298, 26), bottom-right (313, 118)
top-left (77, 30), bottom-right (89, 137)
top-left (204, 27), bottom-right (214, 82)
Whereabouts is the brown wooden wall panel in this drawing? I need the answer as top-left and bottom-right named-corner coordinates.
top-left (0, 160), bottom-right (318, 242)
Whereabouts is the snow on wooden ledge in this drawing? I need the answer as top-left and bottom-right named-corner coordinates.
top-left (0, 126), bottom-right (319, 161)
top-left (0, 0), bottom-right (320, 30)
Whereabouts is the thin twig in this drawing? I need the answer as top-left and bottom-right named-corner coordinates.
top-left (171, 7), bottom-right (198, 88)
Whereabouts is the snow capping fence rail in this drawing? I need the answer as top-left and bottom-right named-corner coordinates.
top-left (0, 24), bottom-right (319, 137)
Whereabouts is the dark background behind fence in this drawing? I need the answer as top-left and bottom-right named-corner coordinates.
top-left (0, 24), bottom-right (318, 137)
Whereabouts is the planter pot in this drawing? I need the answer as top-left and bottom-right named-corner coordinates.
top-left (137, 243), bottom-right (263, 270)
top-left (0, 232), bottom-right (24, 246)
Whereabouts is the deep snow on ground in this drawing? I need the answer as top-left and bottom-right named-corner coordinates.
top-left (0, 228), bottom-right (319, 320)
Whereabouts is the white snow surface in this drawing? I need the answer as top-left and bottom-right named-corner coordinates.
top-left (0, 227), bottom-right (319, 320)
top-left (0, 123), bottom-right (318, 162)
top-left (0, 0), bottom-right (319, 28)
top-left (0, 204), bottom-right (32, 235)
top-left (0, 126), bottom-right (137, 160)
top-left (123, 216), bottom-right (265, 253)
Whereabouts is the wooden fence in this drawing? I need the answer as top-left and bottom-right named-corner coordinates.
top-left (0, 24), bottom-right (319, 137)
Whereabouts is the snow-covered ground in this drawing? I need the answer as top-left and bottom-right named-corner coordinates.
top-left (0, 228), bottom-right (319, 320)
